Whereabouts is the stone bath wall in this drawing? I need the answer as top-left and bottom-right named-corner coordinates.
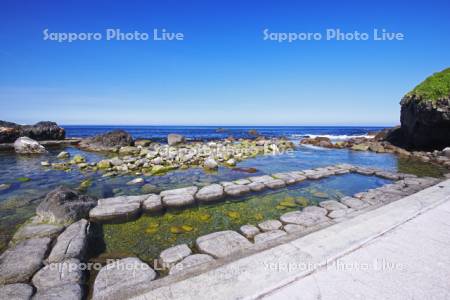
top-left (0, 164), bottom-right (442, 299)
top-left (88, 166), bottom-right (441, 299)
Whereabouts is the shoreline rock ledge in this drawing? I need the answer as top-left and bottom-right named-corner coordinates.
top-left (385, 68), bottom-right (450, 150)
top-left (0, 120), bottom-right (65, 143)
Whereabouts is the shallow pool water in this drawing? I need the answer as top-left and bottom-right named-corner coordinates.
top-left (95, 174), bottom-right (391, 264)
top-left (0, 144), bottom-right (446, 251)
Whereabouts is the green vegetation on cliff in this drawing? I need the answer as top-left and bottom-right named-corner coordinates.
top-left (407, 68), bottom-right (450, 102)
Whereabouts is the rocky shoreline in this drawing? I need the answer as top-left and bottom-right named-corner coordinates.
top-left (41, 135), bottom-right (295, 177)
top-left (0, 163), bottom-right (443, 299)
top-left (300, 135), bottom-right (450, 169)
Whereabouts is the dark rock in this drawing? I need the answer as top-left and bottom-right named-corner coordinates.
top-left (232, 167), bottom-right (258, 173)
top-left (36, 187), bottom-right (97, 224)
top-left (300, 137), bottom-right (334, 148)
top-left (79, 130), bottom-right (134, 151)
top-left (0, 121), bottom-right (65, 143)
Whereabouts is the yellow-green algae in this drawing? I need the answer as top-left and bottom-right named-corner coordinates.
top-left (99, 173), bottom-right (385, 263)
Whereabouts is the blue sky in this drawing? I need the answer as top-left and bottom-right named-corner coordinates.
top-left (0, 0), bottom-right (449, 126)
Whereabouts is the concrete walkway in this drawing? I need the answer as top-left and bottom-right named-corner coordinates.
top-left (263, 193), bottom-right (450, 300)
top-left (133, 179), bottom-right (450, 300)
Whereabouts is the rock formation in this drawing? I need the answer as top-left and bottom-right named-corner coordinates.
top-left (79, 129), bottom-right (134, 151)
top-left (386, 68), bottom-right (450, 150)
top-left (0, 121), bottom-right (65, 143)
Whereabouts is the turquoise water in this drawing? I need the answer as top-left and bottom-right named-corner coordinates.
top-left (0, 141), bottom-right (445, 251)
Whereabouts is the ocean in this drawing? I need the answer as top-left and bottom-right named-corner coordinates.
top-left (63, 125), bottom-right (386, 142)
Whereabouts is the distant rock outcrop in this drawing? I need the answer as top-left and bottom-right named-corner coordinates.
top-left (0, 121), bottom-right (65, 143)
top-left (79, 130), bottom-right (134, 151)
top-left (386, 68), bottom-right (450, 150)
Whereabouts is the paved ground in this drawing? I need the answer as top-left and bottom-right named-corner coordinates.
top-left (263, 198), bottom-right (450, 300)
top-left (134, 179), bottom-right (450, 300)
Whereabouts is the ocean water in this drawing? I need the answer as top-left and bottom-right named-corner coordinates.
top-left (64, 125), bottom-right (385, 142)
top-left (0, 125), bottom-right (445, 252)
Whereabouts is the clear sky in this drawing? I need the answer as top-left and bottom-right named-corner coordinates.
top-left (0, 0), bottom-right (449, 126)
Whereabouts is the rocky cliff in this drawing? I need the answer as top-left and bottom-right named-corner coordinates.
top-left (0, 121), bottom-right (65, 143)
top-left (386, 68), bottom-right (450, 150)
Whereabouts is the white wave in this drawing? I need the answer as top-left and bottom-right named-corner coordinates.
top-left (293, 134), bottom-right (374, 141)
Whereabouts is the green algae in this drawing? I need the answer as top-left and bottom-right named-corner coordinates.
top-left (16, 177), bottom-right (31, 183)
top-left (397, 158), bottom-right (446, 178)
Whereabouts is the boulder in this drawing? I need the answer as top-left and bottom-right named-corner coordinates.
top-left (319, 200), bottom-right (348, 211)
top-left (169, 254), bottom-right (214, 275)
top-left (57, 151), bottom-right (70, 159)
top-left (195, 230), bottom-right (252, 258)
top-left (0, 120), bottom-right (65, 143)
top-left (247, 181), bottom-right (266, 192)
top-left (257, 220), bottom-right (282, 232)
top-left (33, 283), bottom-right (83, 300)
top-left (283, 224), bottom-right (305, 234)
top-left (0, 237), bottom-right (51, 284)
top-left (280, 210), bottom-right (329, 227)
top-left (36, 187), bottom-right (97, 224)
top-left (223, 184), bottom-right (251, 197)
top-left (14, 137), bottom-right (47, 154)
top-left (254, 230), bottom-right (287, 244)
top-left (340, 196), bottom-right (369, 210)
top-left (0, 283), bottom-right (34, 300)
top-left (92, 257), bottom-right (156, 300)
top-left (47, 219), bottom-right (88, 263)
top-left (167, 134), bottom-right (186, 146)
top-left (160, 186), bottom-right (197, 208)
top-left (195, 184), bottom-right (224, 202)
top-left (204, 158), bottom-right (218, 170)
top-left (159, 244), bottom-right (192, 267)
top-left (442, 147), bottom-right (450, 158)
top-left (142, 194), bottom-right (163, 213)
top-left (89, 197), bottom-right (141, 223)
top-left (79, 130), bottom-right (133, 151)
top-left (32, 258), bottom-right (84, 289)
top-left (239, 224), bottom-right (260, 239)
top-left (12, 223), bottom-right (64, 243)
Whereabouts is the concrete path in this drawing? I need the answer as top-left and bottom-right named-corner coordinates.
top-left (133, 179), bottom-right (450, 300)
top-left (263, 193), bottom-right (450, 300)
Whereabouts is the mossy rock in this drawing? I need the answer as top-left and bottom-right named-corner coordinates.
top-left (279, 197), bottom-right (298, 208)
top-left (295, 197), bottom-right (309, 207)
top-left (16, 177), bottom-right (31, 183)
top-left (226, 211), bottom-right (240, 219)
top-left (97, 160), bottom-right (111, 169)
top-left (72, 155), bottom-right (86, 164)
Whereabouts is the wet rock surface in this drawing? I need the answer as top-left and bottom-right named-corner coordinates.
top-left (47, 219), bottom-right (88, 263)
top-left (36, 187), bottom-right (97, 224)
top-left (0, 237), bottom-right (51, 284)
